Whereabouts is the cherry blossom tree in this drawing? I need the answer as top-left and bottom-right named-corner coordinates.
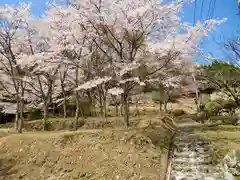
top-left (19, 52), bottom-right (60, 130)
top-left (46, 4), bottom-right (115, 124)
top-left (67, 0), bottom-right (226, 126)
top-left (0, 0), bottom-right (227, 131)
top-left (0, 3), bottom-right (34, 132)
top-left (57, 64), bottom-right (70, 118)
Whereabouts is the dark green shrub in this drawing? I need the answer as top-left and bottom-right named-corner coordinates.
top-left (151, 91), bottom-right (161, 103)
top-left (27, 108), bottom-right (43, 121)
top-left (152, 90), bottom-right (168, 104)
top-left (213, 99), bottom-right (238, 115)
top-left (177, 114), bottom-right (198, 121)
top-left (69, 119), bottom-right (86, 130)
top-left (172, 109), bottom-right (185, 116)
top-left (0, 112), bottom-right (4, 122)
top-left (204, 101), bottom-right (222, 116)
top-left (143, 85), bottom-right (158, 93)
top-left (45, 121), bottom-right (55, 131)
top-left (196, 111), bottom-right (208, 123)
top-left (79, 102), bottom-right (92, 116)
top-left (210, 116), bottom-right (238, 125)
top-left (221, 99), bottom-right (238, 112)
top-left (168, 94), bottom-right (180, 103)
top-left (214, 98), bottom-right (223, 104)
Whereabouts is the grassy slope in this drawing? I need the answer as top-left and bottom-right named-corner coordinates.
top-left (0, 98), bottom-right (195, 180)
top-left (194, 125), bottom-right (240, 164)
top-left (0, 115), bottom-right (175, 180)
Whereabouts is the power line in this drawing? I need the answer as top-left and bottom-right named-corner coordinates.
top-left (193, 0), bottom-right (197, 25)
top-left (210, 0), bottom-right (216, 19)
top-left (200, 0), bottom-right (205, 22)
top-left (207, 0), bottom-right (213, 19)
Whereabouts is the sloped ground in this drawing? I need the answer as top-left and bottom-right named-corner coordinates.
top-left (193, 125), bottom-right (240, 179)
top-left (0, 116), bottom-right (175, 180)
top-left (174, 115), bottom-right (240, 164)
top-left (194, 125), bottom-right (240, 164)
top-left (167, 116), bottom-right (240, 180)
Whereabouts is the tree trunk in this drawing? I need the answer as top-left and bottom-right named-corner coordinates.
top-left (120, 96), bottom-right (124, 116)
top-left (87, 90), bottom-right (93, 116)
top-left (120, 104), bottom-right (123, 116)
top-left (135, 101), bottom-right (139, 116)
top-left (15, 96), bottom-right (20, 131)
top-left (192, 74), bottom-right (200, 112)
top-left (92, 104), bottom-right (96, 116)
top-left (99, 93), bottom-right (104, 117)
top-left (194, 98), bottom-right (200, 112)
top-left (43, 104), bottom-right (48, 131)
top-left (112, 96), bottom-right (119, 116)
top-left (159, 102), bottom-right (163, 112)
top-left (232, 96), bottom-right (240, 106)
top-left (163, 100), bottom-right (168, 113)
top-left (103, 95), bottom-right (108, 121)
top-left (63, 94), bottom-right (67, 119)
top-left (123, 94), bottom-right (130, 127)
top-left (74, 92), bottom-right (80, 130)
top-left (18, 82), bottom-right (25, 133)
top-left (115, 104), bottom-right (119, 116)
top-left (52, 103), bottom-right (56, 116)
top-left (18, 98), bottom-right (24, 133)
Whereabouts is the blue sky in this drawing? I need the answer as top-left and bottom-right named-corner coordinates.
top-left (0, 0), bottom-right (47, 18)
top-left (0, 0), bottom-right (239, 63)
top-left (181, 0), bottom-right (240, 63)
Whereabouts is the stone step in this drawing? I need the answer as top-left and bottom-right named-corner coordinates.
top-left (174, 141), bottom-right (209, 147)
top-left (173, 144), bottom-right (209, 150)
top-left (172, 164), bottom-right (220, 173)
top-left (174, 147), bottom-right (210, 153)
top-left (173, 157), bottom-right (213, 165)
top-left (174, 139), bottom-right (210, 144)
top-left (174, 146), bottom-right (210, 153)
top-left (174, 141), bottom-right (209, 145)
top-left (174, 151), bottom-right (211, 158)
top-left (174, 136), bottom-right (201, 141)
top-left (174, 134), bottom-right (203, 139)
top-left (170, 171), bottom-right (221, 180)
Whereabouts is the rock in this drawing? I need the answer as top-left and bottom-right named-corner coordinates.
top-left (221, 112), bottom-right (230, 116)
top-left (79, 172), bottom-right (87, 178)
top-left (174, 151), bottom-right (197, 158)
top-left (210, 92), bottom-right (229, 101)
top-left (236, 120), bottom-right (240, 125)
top-left (236, 162), bottom-right (240, 171)
top-left (223, 172), bottom-right (235, 180)
top-left (18, 173), bottom-right (26, 179)
top-left (229, 168), bottom-right (240, 176)
top-left (223, 151), bottom-right (237, 168)
top-left (196, 111), bottom-right (208, 123)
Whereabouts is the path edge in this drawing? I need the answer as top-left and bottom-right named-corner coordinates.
top-left (164, 130), bottom-right (176, 180)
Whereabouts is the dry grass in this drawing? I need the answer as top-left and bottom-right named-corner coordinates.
top-left (107, 97), bottom-right (197, 116)
top-left (0, 114), bottom-right (175, 180)
top-left (167, 98), bottom-right (197, 114)
top-left (0, 99), bottom-right (192, 180)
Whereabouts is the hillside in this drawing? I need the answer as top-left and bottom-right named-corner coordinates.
top-left (0, 116), bottom-right (175, 180)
